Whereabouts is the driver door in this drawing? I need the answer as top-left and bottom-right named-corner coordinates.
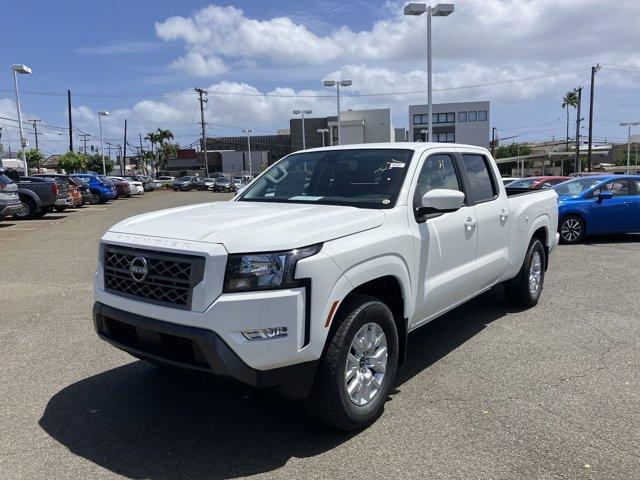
top-left (410, 152), bottom-right (478, 326)
top-left (589, 179), bottom-right (635, 232)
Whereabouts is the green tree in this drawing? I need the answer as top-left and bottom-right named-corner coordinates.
top-left (494, 143), bottom-right (533, 159)
top-left (85, 153), bottom-right (114, 174)
top-left (145, 128), bottom-right (174, 175)
top-left (157, 141), bottom-right (178, 173)
top-left (57, 151), bottom-right (86, 173)
top-left (561, 91), bottom-right (579, 152)
top-left (25, 148), bottom-right (46, 171)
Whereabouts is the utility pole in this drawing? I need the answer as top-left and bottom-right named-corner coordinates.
top-left (79, 134), bottom-right (90, 155)
top-left (67, 90), bottom-right (73, 152)
top-left (28, 118), bottom-right (41, 172)
top-left (122, 119), bottom-right (127, 175)
top-left (574, 86), bottom-right (583, 173)
top-left (491, 126), bottom-right (497, 156)
top-left (587, 64), bottom-right (601, 172)
top-left (195, 87), bottom-right (210, 177)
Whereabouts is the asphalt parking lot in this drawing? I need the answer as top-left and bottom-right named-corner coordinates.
top-left (1, 190), bottom-right (639, 479)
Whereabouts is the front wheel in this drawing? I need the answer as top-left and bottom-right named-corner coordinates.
top-left (559, 215), bottom-right (585, 244)
top-left (305, 294), bottom-right (398, 431)
top-left (504, 238), bottom-right (546, 308)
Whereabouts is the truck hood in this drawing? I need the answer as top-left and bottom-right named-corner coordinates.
top-left (108, 200), bottom-right (385, 252)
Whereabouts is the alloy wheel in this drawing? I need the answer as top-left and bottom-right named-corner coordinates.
top-left (345, 322), bottom-right (388, 406)
top-left (561, 218), bottom-right (581, 242)
top-left (529, 250), bottom-right (542, 295)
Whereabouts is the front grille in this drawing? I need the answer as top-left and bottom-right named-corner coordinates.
top-left (104, 245), bottom-right (205, 310)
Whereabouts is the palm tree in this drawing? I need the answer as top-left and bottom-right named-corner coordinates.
top-left (562, 91), bottom-right (579, 152)
top-left (145, 131), bottom-right (162, 175)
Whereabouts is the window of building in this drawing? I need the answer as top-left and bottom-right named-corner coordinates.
top-left (331, 126), bottom-right (338, 145)
top-left (468, 111), bottom-right (478, 122)
top-left (461, 154), bottom-right (497, 203)
top-left (413, 154), bottom-right (462, 212)
top-left (478, 110), bottom-right (487, 121)
top-left (446, 132), bottom-right (455, 142)
top-left (413, 114), bottom-right (423, 125)
top-left (446, 113), bottom-right (455, 123)
top-left (458, 111), bottom-right (467, 122)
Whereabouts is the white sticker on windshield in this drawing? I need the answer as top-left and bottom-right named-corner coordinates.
top-left (389, 162), bottom-right (406, 168)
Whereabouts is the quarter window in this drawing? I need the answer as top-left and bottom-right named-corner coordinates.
top-left (413, 154), bottom-right (462, 211)
top-left (461, 154), bottom-right (497, 203)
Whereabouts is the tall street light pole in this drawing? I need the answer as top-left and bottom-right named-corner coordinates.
top-left (293, 109), bottom-right (313, 149)
top-left (98, 110), bottom-right (109, 175)
top-left (323, 80), bottom-right (352, 145)
top-left (620, 122), bottom-right (640, 174)
top-left (404, 3), bottom-right (454, 142)
top-left (195, 87), bottom-right (210, 177)
top-left (317, 128), bottom-right (329, 147)
top-left (586, 64), bottom-right (600, 172)
top-left (11, 64), bottom-right (32, 175)
top-left (242, 128), bottom-right (253, 175)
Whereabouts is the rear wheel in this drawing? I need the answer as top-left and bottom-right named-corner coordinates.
top-left (305, 294), bottom-right (398, 431)
top-left (559, 215), bottom-right (585, 244)
top-left (14, 197), bottom-right (37, 220)
top-left (504, 238), bottom-right (546, 307)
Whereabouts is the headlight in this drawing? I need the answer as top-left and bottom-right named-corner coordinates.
top-left (224, 244), bottom-right (322, 293)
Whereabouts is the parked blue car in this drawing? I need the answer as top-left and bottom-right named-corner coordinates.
top-left (72, 174), bottom-right (117, 204)
top-left (554, 175), bottom-right (640, 243)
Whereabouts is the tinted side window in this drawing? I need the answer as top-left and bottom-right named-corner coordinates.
top-left (594, 179), bottom-right (630, 196)
top-left (636, 180), bottom-right (640, 195)
top-left (461, 154), bottom-right (497, 203)
top-left (413, 154), bottom-right (461, 210)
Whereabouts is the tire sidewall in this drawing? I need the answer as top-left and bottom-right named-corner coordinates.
top-left (334, 301), bottom-right (399, 424)
top-left (524, 239), bottom-right (545, 303)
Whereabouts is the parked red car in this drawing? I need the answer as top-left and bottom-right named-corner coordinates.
top-left (107, 177), bottom-right (132, 198)
top-left (506, 176), bottom-right (571, 189)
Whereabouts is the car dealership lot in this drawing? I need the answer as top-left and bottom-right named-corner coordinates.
top-left (1, 191), bottom-right (639, 479)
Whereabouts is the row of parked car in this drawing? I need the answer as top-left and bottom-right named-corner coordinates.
top-left (0, 171), bottom-right (162, 221)
top-left (501, 174), bottom-right (640, 244)
top-left (164, 174), bottom-right (254, 192)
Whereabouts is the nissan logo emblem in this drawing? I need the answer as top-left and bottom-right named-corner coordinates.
top-left (129, 256), bottom-right (148, 282)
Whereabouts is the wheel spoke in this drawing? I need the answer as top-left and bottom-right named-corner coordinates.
top-left (345, 322), bottom-right (389, 406)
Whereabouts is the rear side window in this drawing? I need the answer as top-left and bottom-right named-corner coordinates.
top-left (0, 173), bottom-right (13, 184)
top-left (461, 154), bottom-right (497, 203)
top-left (413, 154), bottom-right (462, 210)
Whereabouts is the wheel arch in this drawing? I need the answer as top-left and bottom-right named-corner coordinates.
top-left (17, 189), bottom-right (41, 207)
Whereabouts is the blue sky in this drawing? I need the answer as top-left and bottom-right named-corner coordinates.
top-left (1, 0), bottom-right (639, 156)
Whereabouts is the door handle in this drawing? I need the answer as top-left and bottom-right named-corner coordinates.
top-left (500, 210), bottom-right (510, 221)
top-left (465, 218), bottom-right (477, 230)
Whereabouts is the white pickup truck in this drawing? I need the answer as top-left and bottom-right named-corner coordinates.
top-left (93, 143), bottom-right (559, 430)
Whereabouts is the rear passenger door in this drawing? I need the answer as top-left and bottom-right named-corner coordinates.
top-left (459, 152), bottom-right (510, 290)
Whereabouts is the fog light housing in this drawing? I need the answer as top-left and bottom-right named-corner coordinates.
top-left (242, 327), bottom-right (288, 341)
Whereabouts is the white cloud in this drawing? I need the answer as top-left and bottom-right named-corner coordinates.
top-left (169, 52), bottom-right (228, 77)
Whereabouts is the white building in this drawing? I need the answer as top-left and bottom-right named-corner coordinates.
top-left (409, 101), bottom-right (490, 148)
top-left (327, 108), bottom-right (395, 145)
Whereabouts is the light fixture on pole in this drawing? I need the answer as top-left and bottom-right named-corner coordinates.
top-left (11, 64), bottom-right (32, 175)
top-left (242, 128), bottom-right (253, 176)
top-left (620, 122), bottom-right (640, 174)
top-left (323, 79), bottom-right (352, 145)
top-left (404, 3), bottom-right (454, 143)
top-left (293, 109), bottom-right (313, 150)
top-left (98, 110), bottom-right (109, 175)
top-left (317, 128), bottom-right (329, 147)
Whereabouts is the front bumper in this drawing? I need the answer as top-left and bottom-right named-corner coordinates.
top-left (93, 302), bottom-right (318, 400)
top-left (0, 201), bottom-right (21, 218)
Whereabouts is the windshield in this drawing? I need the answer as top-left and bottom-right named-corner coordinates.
top-left (0, 173), bottom-right (14, 185)
top-left (239, 149), bottom-right (413, 209)
top-left (554, 177), bottom-right (605, 196)
top-left (177, 176), bottom-right (192, 181)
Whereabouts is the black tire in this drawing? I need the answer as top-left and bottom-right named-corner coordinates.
top-left (304, 294), bottom-right (399, 431)
top-left (504, 238), bottom-right (546, 308)
top-left (14, 197), bottom-right (37, 220)
top-left (89, 192), bottom-right (101, 205)
top-left (559, 214), bottom-right (585, 244)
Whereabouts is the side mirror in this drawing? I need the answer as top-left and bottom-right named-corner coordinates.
top-left (416, 189), bottom-right (465, 217)
top-left (597, 191), bottom-right (613, 201)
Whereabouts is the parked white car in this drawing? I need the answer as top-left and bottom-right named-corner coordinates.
top-left (112, 176), bottom-right (143, 196)
top-left (94, 143), bottom-right (558, 430)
